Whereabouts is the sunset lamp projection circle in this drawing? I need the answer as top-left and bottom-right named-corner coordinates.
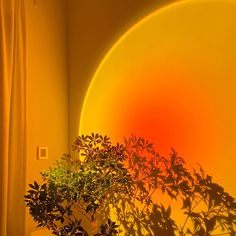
top-left (79, 0), bottom-right (236, 196)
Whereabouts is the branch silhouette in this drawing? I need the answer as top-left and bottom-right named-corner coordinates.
top-left (25, 134), bottom-right (236, 236)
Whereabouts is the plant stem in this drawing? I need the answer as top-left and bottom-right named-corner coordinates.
top-left (181, 196), bottom-right (203, 233)
top-left (128, 188), bottom-right (157, 234)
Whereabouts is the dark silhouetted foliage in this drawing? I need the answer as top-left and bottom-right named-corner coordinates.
top-left (25, 134), bottom-right (236, 235)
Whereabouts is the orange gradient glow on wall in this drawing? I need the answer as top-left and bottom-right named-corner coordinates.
top-left (79, 0), bottom-right (236, 197)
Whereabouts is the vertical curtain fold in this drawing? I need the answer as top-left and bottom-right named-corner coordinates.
top-left (0, 0), bottom-right (26, 235)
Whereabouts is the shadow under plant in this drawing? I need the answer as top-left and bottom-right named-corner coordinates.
top-left (25, 134), bottom-right (236, 236)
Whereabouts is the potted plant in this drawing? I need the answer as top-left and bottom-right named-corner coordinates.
top-left (25, 134), bottom-right (236, 235)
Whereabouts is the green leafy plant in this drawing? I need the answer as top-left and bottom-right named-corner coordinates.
top-left (25, 134), bottom-right (236, 235)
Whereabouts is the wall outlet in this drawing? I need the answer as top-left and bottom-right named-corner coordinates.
top-left (37, 146), bottom-right (48, 160)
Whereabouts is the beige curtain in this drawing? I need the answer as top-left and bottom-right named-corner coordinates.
top-left (0, 0), bottom-right (26, 235)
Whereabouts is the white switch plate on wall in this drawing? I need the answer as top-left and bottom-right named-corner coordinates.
top-left (37, 146), bottom-right (48, 160)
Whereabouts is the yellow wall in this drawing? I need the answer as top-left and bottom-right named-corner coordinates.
top-left (25, 0), bottom-right (68, 235)
top-left (24, 0), bottom-right (177, 234)
top-left (67, 0), bottom-right (175, 146)
top-left (23, 0), bottom-right (236, 234)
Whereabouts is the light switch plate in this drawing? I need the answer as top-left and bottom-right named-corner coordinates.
top-left (37, 146), bottom-right (48, 160)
